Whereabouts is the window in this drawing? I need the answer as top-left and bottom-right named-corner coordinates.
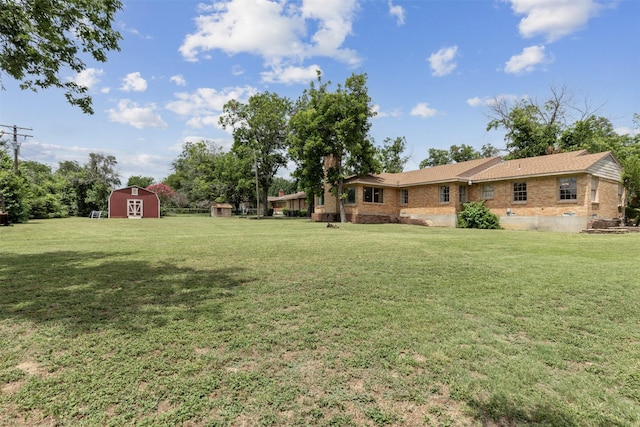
top-left (401, 189), bottom-right (409, 205)
top-left (363, 187), bottom-right (383, 203)
top-left (513, 182), bottom-right (527, 202)
top-left (482, 184), bottom-right (494, 199)
top-left (317, 193), bottom-right (324, 206)
top-left (459, 186), bottom-right (467, 203)
top-left (345, 187), bottom-right (356, 204)
top-left (559, 177), bottom-right (577, 200)
top-left (591, 177), bottom-right (599, 202)
top-left (439, 185), bottom-right (450, 203)
top-left (131, 187), bottom-right (138, 195)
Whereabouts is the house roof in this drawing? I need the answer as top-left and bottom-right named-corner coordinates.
top-left (344, 150), bottom-right (620, 187)
top-left (346, 157), bottom-right (502, 187)
top-left (267, 191), bottom-right (307, 202)
top-left (469, 150), bottom-right (618, 182)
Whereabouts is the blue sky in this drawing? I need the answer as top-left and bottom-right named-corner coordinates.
top-left (1, 0), bottom-right (638, 183)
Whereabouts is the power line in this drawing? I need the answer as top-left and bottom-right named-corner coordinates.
top-left (0, 124), bottom-right (33, 174)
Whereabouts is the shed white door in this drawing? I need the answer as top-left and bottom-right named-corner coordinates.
top-left (127, 199), bottom-right (143, 218)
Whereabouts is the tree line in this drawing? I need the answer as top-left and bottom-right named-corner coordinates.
top-left (2, 76), bottom-right (639, 224)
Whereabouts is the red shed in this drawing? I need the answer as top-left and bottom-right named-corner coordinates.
top-left (108, 186), bottom-right (160, 219)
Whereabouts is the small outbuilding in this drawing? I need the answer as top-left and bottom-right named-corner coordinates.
top-left (211, 203), bottom-right (233, 217)
top-left (108, 186), bottom-right (160, 219)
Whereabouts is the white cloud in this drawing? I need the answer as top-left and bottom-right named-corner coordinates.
top-left (428, 46), bottom-right (458, 77)
top-left (73, 68), bottom-right (104, 90)
top-left (166, 86), bottom-right (258, 128)
top-left (108, 99), bottom-right (168, 129)
top-left (504, 45), bottom-right (551, 74)
top-left (466, 97), bottom-right (484, 107)
top-left (505, 0), bottom-right (604, 42)
top-left (170, 75), bottom-right (187, 86)
top-left (388, 0), bottom-right (405, 25)
top-left (261, 64), bottom-right (321, 84)
top-left (120, 72), bottom-right (148, 92)
top-left (411, 102), bottom-right (437, 118)
top-left (371, 104), bottom-right (401, 118)
top-left (467, 94), bottom-right (520, 107)
top-left (179, 0), bottom-right (360, 69)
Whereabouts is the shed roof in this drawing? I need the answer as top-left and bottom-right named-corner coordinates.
top-left (111, 186), bottom-right (157, 195)
top-left (211, 203), bottom-right (234, 209)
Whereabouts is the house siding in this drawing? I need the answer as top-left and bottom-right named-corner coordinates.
top-left (315, 151), bottom-right (623, 231)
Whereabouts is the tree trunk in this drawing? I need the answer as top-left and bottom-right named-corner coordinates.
top-left (337, 179), bottom-right (346, 223)
top-left (261, 188), bottom-right (269, 217)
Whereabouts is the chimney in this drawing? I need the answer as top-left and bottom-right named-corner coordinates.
top-left (278, 189), bottom-right (284, 197)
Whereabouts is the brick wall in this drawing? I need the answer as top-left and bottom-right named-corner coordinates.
top-left (314, 172), bottom-right (622, 228)
top-left (480, 174), bottom-right (620, 220)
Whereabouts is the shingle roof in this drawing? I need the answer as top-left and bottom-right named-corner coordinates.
top-left (346, 157), bottom-right (502, 187)
top-left (344, 150), bottom-right (619, 187)
top-left (267, 191), bottom-right (307, 202)
top-left (470, 150), bottom-right (615, 182)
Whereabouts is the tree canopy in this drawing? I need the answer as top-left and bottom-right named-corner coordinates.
top-left (289, 72), bottom-right (379, 223)
top-left (219, 92), bottom-right (292, 216)
top-left (0, 0), bottom-right (122, 114)
top-left (486, 88), bottom-right (640, 218)
top-left (377, 136), bottom-right (409, 173)
top-left (419, 144), bottom-right (498, 168)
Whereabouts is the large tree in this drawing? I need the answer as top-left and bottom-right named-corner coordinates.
top-left (486, 86), bottom-right (580, 159)
top-left (219, 92), bottom-right (292, 216)
top-left (289, 72), bottom-right (379, 223)
top-left (127, 175), bottom-right (155, 188)
top-left (0, 0), bottom-right (122, 114)
top-left (377, 136), bottom-right (409, 173)
top-left (168, 140), bottom-right (223, 204)
top-left (419, 148), bottom-right (451, 168)
top-left (55, 153), bottom-right (120, 216)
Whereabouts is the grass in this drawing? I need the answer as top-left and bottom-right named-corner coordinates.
top-left (0, 217), bottom-right (638, 426)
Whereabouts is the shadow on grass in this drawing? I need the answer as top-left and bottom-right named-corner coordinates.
top-left (467, 392), bottom-right (622, 427)
top-left (0, 251), bottom-right (249, 334)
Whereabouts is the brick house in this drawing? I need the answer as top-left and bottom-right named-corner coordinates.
top-left (313, 150), bottom-right (624, 232)
top-left (268, 190), bottom-right (308, 216)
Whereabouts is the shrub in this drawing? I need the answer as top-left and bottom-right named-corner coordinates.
top-left (457, 201), bottom-right (501, 229)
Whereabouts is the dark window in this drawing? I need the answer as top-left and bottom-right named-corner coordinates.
top-left (401, 189), bottom-right (409, 204)
top-left (345, 187), bottom-right (356, 204)
top-left (559, 178), bottom-right (577, 200)
top-left (513, 182), bottom-right (527, 202)
top-left (439, 185), bottom-right (450, 203)
top-left (363, 187), bottom-right (383, 203)
top-left (459, 186), bottom-right (467, 203)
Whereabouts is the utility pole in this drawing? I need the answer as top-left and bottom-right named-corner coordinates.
top-left (0, 124), bottom-right (33, 174)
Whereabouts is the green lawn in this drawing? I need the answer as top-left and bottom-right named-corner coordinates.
top-left (1, 217), bottom-right (638, 426)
